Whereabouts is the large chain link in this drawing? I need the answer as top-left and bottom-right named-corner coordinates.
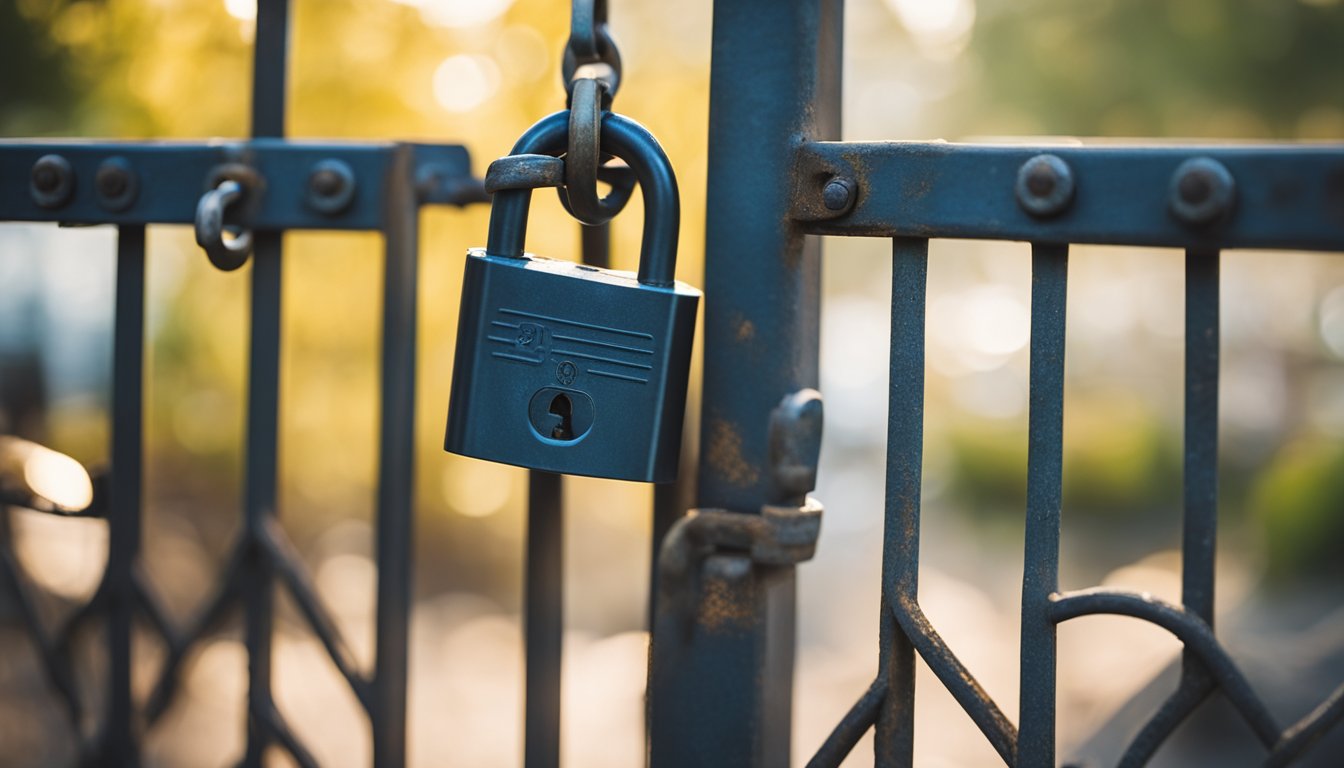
top-left (557, 0), bottom-right (634, 227)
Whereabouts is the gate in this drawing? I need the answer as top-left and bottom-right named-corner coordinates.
top-left (1, 0), bottom-right (1342, 766)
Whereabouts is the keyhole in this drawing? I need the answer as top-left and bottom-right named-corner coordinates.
top-left (549, 393), bottom-right (575, 440)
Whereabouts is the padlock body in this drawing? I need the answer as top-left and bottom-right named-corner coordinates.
top-left (445, 249), bottom-right (699, 482)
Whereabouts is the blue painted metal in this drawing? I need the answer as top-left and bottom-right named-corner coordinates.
top-left (445, 112), bottom-right (699, 482)
top-left (0, 141), bottom-right (479, 229)
top-left (2, 0), bottom-right (1343, 765)
top-left (107, 224), bottom-right (145, 766)
top-left (1018, 243), bottom-right (1068, 766)
top-left (648, 1), bottom-right (842, 765)
top-left (876, 237), bottom-right (928, 765)
top-left (796, 141), bottom-right (1344, 251)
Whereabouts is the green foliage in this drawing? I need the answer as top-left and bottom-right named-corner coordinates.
top-left (1251, 437), bottom-right (1344, 584)
top-left (967, 0), bottom-right (1344, 138)
top-left (947, 399), bottom-right (1181, 520)
top-left (0, 0), bottom-right (78, 134)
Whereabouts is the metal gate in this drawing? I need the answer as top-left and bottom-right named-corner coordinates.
top-left (2, 0), bottom-right (1342, 766)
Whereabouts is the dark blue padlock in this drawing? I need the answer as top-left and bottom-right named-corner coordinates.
top-left (444, 112), bottom-right (700, 482)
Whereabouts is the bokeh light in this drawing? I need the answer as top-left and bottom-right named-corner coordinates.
top-left (432, 54), bottom-right (503, 113)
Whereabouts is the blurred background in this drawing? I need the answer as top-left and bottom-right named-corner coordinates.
top-left (1, 0), bottom-right (1342, 765)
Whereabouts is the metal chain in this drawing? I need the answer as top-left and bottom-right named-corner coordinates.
top-left (562, 0), bottom-right (621, 102)
top-left (557, 0), bottom-right (634, 227)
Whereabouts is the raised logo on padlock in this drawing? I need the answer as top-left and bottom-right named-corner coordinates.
top-left (443, 111), bottom-right (700, 483)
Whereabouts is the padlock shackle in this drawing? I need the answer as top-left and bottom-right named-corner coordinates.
top-left (486, 111), bottom-right (680, 287)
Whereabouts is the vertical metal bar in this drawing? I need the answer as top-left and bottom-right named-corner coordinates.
top-left (517, 220), bottom-right (610, 768)
top-left (580, 222), bottom-right (610, 270)
top-left (1182, 248), bottom-right (1219, 626)
top-left (1115, 248), bottom-right (1223, 767)
top-left (1017, 243), bottom-right (1069, 767)
top-left (243, 1), bottom-right (290, 763)
top-left (648, 0), bottom-right (841, 763)
top-left (525, 471), bottom-right (563, 768)
top-left (371, 147), bottom-right (418, 768)
top-left (250, 0), bottom-right (290, 140)
top-left (876, 237), bottom-right (928, 766)
top-left (105, 224), bottom-right (146, 765)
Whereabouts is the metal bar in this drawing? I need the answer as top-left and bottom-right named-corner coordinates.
top-left (524, 471), bottom-right (563, 768)
top-left (1117, 678), bottom-right (1212, 768)
top-left (580, 222), bottom-right (610, 269)
top-left (144, 539), bottom-right (244, 723)
top-left (0, 532), bottom-right (83, 727)
top-left (1266, 681), bottom-right (1344, 767)
top-left (241, 3), bottom-right (290, 761)
top-left (794, 142), bottom-right (1344, 252)
top-left (648, 0), bottom-right (841, 763)
top-left (890, 596), bottom-right (1017, 764)
top-left (371, 145), bottom-right (419, 768)
top-left (0, 142), bottom-right (476, 230)
top-left (1050, 588), bottom-right (1281, 747)
top-left (805, 678), bottom-right (886, 768)
top-left (261, 518), bottom-right (372, 712)
top-left (104, 224), bottom-right (146, 765)
top-left (1182, 248), bottom-right (1220, 625)
top-left (876, 237), bottom-right (928, 765)
top-left (516, 219), bottom-right (612, 768)
top-left (242, 234), bottom-right (282, 767)
top-left (1115, 248), bottom-right (1222, 767)
top-left (1019, 243), bottom-right (1068, 767)
top-left (251, 0), bottom-right (289, 140)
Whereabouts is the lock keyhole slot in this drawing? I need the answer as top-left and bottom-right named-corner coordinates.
top-left (528, 387), bottom-right (595, 445)
top-left (549, 393), bottom-right (574, 440)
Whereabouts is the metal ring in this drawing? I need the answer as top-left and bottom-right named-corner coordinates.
top-left (195, 180), bottom-right (253, 271)
top-left (561, 78), bottom-right (616, 225)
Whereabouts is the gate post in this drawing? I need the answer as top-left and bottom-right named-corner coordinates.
top-left (648, 0), bottom-right (842, 764)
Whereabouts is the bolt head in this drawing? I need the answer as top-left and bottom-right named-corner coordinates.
top-left (97, 168), bottom-right (127, 198)
top-left (1169, 157), bottom-right (1235, 226)
top-left (310, 168), bottom-right (343, 198)
top-left (305, 159), bottom-right (356, 215)
top-left (32, 165), bottom-right (60, 193)
top-left (1015, 154), bottom-right (1075, 218)
top-left (822, 177), bottom-right (855, 212)
top-left (30, 154), bottom-right (74, 209)
top-left (94, 157), bottom-right (138, 212)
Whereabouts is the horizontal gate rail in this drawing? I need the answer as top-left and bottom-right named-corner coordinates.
top-left (795, 141), bottom-right (1344, 251)
top-left (0, 141), bottom-right (483, 229)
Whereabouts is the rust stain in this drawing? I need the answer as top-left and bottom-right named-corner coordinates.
top-left (698, 570), bottom-right (754, 633)
top-left (734, 316), bottom-right (756, 343)
top-left (706, 418), bottom-right (759, 488)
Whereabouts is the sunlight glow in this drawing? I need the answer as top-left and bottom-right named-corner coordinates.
top-left (433, 54), bottom-right (502, 113)
top-left (394, 0), bottom-right (515, 30)
top-left (885, 0), bottom-right (976, 59)
top-left (1320, 285), bottom-right (1344, 357)
top-left (223, 0), bottom-right (256, 22)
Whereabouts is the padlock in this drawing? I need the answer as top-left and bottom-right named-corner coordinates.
top-left (444, 112), bottom-right (700, 482)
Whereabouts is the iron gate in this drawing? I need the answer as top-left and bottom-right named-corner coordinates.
top-left (2, 0), bottom-right (1343, 766)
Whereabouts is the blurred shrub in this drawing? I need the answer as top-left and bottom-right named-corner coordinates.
top-left (1251, 437), bottom-right (1344, 584)
top-left (948, 397), bottom-right (1180, 519)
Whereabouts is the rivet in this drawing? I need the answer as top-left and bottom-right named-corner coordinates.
top-left (30, 154), bottom-right (75, 209)
top-left (1169, 157), bottom-right (1235, 226)
top-left (822, 177), bottom-right (856, 213)
top-left (306, 158), bottom-right (356, 216)
top-left (95, 157), bottom-right (138, 212)
top-left (1015, 154), bottom-right (1075, 218)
